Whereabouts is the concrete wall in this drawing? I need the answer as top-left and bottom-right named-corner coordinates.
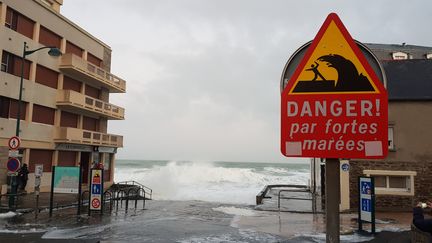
top-left (349, 101), bottom-right (432, 211)
top-left (387, 101), bottom-right (432, 162)
top-left (3, 0), bottom-right (109, 61)
top-left (0, 1), bottom-right (120, 192)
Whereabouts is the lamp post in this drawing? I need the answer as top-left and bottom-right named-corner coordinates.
top-left (9, 41), bottom-right (61, 209)
top-left (16, 41), bottom-right (62, 136)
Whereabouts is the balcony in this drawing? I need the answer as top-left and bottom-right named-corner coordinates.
top-left (54, 127), bottom-right (123, 147)
top-left (57, 90), bottom-right (125, 120)
top-left (59, 53), bottom-right (126, 93)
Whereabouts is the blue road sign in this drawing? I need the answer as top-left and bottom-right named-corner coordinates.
top-left (362, 198), bottom-right (371, 212)
top-left (341, 163), bottom-right (350, 172)
top-left (361, 181), bottom-right (371, 195)
top-left (92, 184), bottom-right (101, 195)
top-left (7, 158), bottom-right (21, 173)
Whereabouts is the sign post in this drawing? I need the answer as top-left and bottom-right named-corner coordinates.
top-left (326, 158), bottom-right (340, 242)
top-left (280, 13), bottom-right (388, 243)
top-left (89, 168), bottom-right (103, 215)
top-left (358, 176), bottom-right (376, 234)
top-left (7, 136), bottom-right (21, 210)
top-left (34, 164), bottom-right (43, 219)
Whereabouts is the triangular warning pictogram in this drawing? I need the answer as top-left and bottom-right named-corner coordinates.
top-left (284, 13), bottom-right (385, 95)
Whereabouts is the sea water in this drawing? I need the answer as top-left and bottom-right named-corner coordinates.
top-left (115, 160), bottom-right (310, 205)
top-left (4, 160), bottom-right (400, 242)
top-left (39, 160), bottom-right (313, 242)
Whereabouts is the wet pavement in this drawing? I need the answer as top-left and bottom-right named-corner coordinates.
top-left (0, 191), bottom-right (414, 242)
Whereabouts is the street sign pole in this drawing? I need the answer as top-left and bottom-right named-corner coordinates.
top-left (280, 13), bottom-right (387, 242)
top-left (49, 166), bottom-right (56, 217)
top-left (7, 157), bottom-right (21, 210)
top-left (358, 176), bottom-right (376, 234)
top-left (326, 158), bottom-right (340, 243)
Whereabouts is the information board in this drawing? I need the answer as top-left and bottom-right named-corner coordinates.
top-left (53, 166), bottom-right (80, 193)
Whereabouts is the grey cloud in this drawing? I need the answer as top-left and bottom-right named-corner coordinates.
top-left (63, 0), bottom-right (432, 162)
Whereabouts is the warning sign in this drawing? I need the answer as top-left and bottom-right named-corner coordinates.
top-left (89, 169), bottom-right (103, 211)
top-left (92, 171), bottom-right (101, 184)
top-left (281, 13), bottom-right (388, 159)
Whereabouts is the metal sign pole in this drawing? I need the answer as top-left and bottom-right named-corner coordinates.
top-left (358, 177), bottom-right (363, 232)
top-left (326, 158), bottom-right (340, 243)
top-left (49, 166), bottom-right (55, 217)
top-left (101, 170), bottom-right (104, 215)
top-left (88, 168), bottom-right (92, 216)
top-left (77, 163), bottom-right (82, 215)
top-left (371, 177), bottom-right (376, 234)
top-left (34, 177), bottom-right (40, 219)
top-left (34, 164), bottom-right (42, 220)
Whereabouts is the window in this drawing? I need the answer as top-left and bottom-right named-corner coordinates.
top-left (32, 104), bottom-right (55, 125)
top-left (83, 116), bottom-right (98, 131)
top-left (392, 52), bottom-right (408, 60)
top-left (66, 41), bottom-right (83, 57)
top-left (29, 149), bottom-right (53, 172)
top-left (35, 64), bottom-right (58, 89)
top-left (9, 98), bottom-right (27, 120)
top-left (1, 51), bottom-right (31, 79)
top-left (0, 96), bottom-right (8, 118)
top-left (364, 170), bottom-right (416, 196)
top-left (63, 76), bottom-right (82, 92)
top-left (85, 84), bottom-right (100, 99)
top-left (0, 96), bottom-right (27, 120)
top-left (5, 7), bottom-right (35, 39)
top-left (87, 53), bottom-right (102, 67)
top-left (60, 111), bottom-right (78, 128)
top-left (39, 25), bottom-right (61, 49)
top-left (58, 151), bottom-right (77, 166)
top-left (388, 126), bottom-right (395, 151)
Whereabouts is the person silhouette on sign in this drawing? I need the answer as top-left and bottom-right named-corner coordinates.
top-left (305, 61), bottom-right (327, 81)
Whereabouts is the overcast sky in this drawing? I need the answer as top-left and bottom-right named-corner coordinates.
top-left (61, 0), bottom-right (432, 162)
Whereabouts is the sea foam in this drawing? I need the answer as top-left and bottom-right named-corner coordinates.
top-left (115, 160), bottom-right (309, 205)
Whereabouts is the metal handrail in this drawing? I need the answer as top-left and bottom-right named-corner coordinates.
top-left (114, 181), bottom-right (152, 199)
top-left (278, 186), bottom-right (314, 211)
top-left (103, 190), bottom-right (113, 212)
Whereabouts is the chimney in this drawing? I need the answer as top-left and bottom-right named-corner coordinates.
top-left (40, 0), bottom-right (63, 13)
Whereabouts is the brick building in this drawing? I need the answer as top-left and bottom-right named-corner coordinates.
top-left (348, 44), bottom-right (432, 211)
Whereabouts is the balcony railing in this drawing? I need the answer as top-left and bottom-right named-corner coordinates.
top-left (59, 53), bottom-right (126, 93)
top-left (55, 127), bottom-right (123, 147)
top-left (57, 90), bottom-right (125, 120)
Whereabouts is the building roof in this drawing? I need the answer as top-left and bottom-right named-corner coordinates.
top-left (365, 43), bottom-right (432, 60)
top-left (382, 59), bottom-right (432, 101)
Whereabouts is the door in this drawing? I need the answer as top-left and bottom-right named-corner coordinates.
top-left (80, 152), bottom-right (90, 184)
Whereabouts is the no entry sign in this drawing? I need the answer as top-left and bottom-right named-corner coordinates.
top-left (281, 13), bottom-right (388, 159)
top-left (7, 157), bottom-right (21, 173)
top-left (8, 136), bottom-right (21, 150)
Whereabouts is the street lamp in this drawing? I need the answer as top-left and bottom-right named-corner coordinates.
top-left (16, 41), bottom-right (62, 136)
top-left (9, 42), bottom-right (61, 210)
